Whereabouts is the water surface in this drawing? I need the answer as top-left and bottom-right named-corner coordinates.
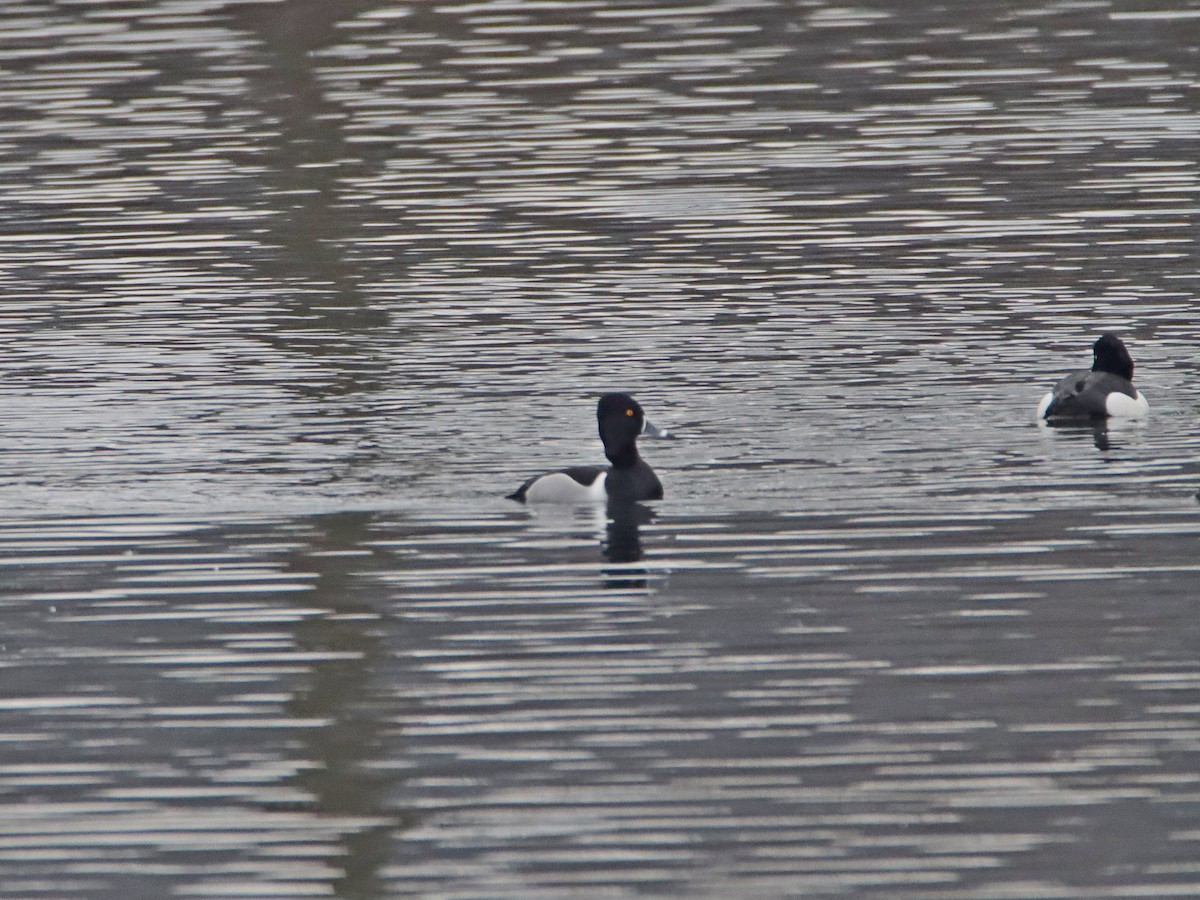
top-left (1, 0), bottom-right (1199, 896)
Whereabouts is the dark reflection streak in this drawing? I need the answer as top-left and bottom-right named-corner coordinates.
top-left (224, 1), bottom-right (388, 367)
top-left (602, 501), bottom-right (653, 589)
top-left (1040, 420), bottom-right (1115, 452)
top-left (283, 512), bottom-right (403, 900)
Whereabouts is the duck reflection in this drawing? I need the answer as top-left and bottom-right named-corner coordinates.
top-left (1038, 418), bottom-right (1145, 452)
top-left (515, 501), bottom-right (656, 589)
top-left (601, 502), bottom-right (655, 590)
top-left (603, 501), bottom-right (652, 563)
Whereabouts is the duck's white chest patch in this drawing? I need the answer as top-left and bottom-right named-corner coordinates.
top-left (1106, 390), bottom-right (1149, 418)
top-left (523, 471), bottom-right (607, 503)
top-left (1035, 391), bottom-right (1054, 419)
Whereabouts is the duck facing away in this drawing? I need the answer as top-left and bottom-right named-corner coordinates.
top-left (509, 393), bottom-right (664, 503)
top-left (1037, 333), bottom-right (1149, 421)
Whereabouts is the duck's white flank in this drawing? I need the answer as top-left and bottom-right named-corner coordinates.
top-left (523, 471), bottom-right (608, 503)
top-left (1105, 390), bottom-right (1149, 418)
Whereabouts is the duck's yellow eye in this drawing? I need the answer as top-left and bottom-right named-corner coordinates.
top-left (625, 408), bottom-right (634, 417)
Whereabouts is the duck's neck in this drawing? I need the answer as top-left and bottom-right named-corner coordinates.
top-left (605, 444), bottom-right (640, 469)
top-left (1097, 360), bottom-right (1133, 380)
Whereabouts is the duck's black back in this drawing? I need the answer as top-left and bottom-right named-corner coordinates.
top-left (1044, 369), bottom-right (1136, 419)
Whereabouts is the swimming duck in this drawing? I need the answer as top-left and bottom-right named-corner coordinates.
top-left (1037, 333), bottom-right (1149, 420)
top-left (509, 393), bottom-right (664, 503)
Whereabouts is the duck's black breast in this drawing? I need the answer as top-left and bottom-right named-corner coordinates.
top-left (604, 460), bottom-right (663, 502)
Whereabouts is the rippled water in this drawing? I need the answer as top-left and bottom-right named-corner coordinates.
top-left (1, 0), bottom-right (1199, 896)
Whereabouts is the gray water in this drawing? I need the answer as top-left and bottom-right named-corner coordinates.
top-left (1, 0), bottom-right (1200, 897)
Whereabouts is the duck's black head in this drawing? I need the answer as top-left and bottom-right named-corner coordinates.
top-left (597, 393), bottom-right (645, 467)
top-left (1092, 333), bottom-right (1134, 381)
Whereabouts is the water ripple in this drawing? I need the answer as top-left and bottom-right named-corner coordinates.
top-left (1, 0), bottom-right (1199, 895)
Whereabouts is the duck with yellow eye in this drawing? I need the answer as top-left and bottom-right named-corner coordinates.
top-left (508, 393), bottom-right (665, 503)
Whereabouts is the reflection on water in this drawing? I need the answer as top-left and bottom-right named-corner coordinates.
top-left (1039, 416), bottom-right (1150, 453)
top-left (282, 512), bottom-right (398, 899)
top-left (603, 502), bottom-right (651, 560)
top-left (4, 506), bottom-right (1200, 897)
top-left (1, 0), bottom-right (1200, 896)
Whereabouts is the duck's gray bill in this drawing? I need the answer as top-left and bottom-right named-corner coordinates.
top-left (641, 419), bottom-right (671, 439)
